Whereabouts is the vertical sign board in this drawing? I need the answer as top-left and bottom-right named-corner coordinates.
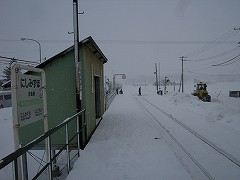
top-left (11, 63), bottom-right (48, 150)
top-left (122, 74), bottom-right (126, 79)
top-left (11, 63), bottom-right (50, 180)
top-left (17, 74), bottom-right (43, 126)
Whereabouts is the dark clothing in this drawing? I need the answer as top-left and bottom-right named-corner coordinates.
top-left (138, 87), bottom-right (141, 96)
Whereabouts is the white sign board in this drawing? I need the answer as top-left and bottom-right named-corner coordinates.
top-left (17, 74), bottom-right (43, 126)
top-left (11, 64), bottom-right (48, 177)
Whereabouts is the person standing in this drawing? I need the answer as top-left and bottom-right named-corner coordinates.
top-left (138, 87), bottom-right (142, 96)
top-left (119, 89), bottom-right (123, 94)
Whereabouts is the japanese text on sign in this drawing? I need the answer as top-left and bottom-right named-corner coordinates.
top-left (21, 78), bottom-right (41, 89)
top-left (17, 74), bottom-right (43, 127)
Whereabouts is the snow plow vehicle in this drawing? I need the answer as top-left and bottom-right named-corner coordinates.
top-left (192, 82), bottom-right (211, 102)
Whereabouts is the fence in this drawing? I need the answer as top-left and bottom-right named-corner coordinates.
top-left (104, 90), bottom-right (117, 111)
top-left (0, 109), bottom-right (86, 180)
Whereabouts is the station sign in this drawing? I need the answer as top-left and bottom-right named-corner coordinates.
top-left (16, 74), bottom-right (43, 126)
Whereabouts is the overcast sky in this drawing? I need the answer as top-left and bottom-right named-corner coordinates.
top-left (0, 0), bottom-right (240, 81)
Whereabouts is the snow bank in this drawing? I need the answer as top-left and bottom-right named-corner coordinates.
top-left (0, 107), bottom-right (14, 159)
top-left (167, 89), bottom-right (240, 134)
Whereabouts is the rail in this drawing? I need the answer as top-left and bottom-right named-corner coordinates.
top-left (0, 109), bottom-right (87, 180)
top-left (104, 90), bottom-right (117, 111)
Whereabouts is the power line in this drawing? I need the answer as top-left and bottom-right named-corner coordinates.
top-left (0, 50), bottom-right (39, 54)
top-left (186, 71), bottom-right (240, 76)
top-left (0, 39), bottom-right (238, 45)
top-left (0, 60), bottom-right (38, 67)
top-left (188, 46), bottom-right (240, 62)
top-left (96, 40), bottom-right (238, 45)
top-left (0, 39), bottom-right (73, 44)
top-left (185, 27), bottom-right (240, 58)
top-left (0, 62), bottom-right (10, 65)
top-left (187, 29), bottom-right (238, 57)
top-left (0, 56), bottom-right (39, 65)
top-left (184, 53), bottom-right (240, 74)
top-left (211, 54), bottom-right (240, 66)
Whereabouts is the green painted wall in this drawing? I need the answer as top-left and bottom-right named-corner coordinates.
top-left (19, 43), bottom-right (105, 148)
top-left (81, 46), bottom-right (105, 139)
top-left (20, 51), bottom-right (78, 146)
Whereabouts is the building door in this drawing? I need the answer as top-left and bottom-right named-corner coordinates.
top-left (94, 76), bottom-right (101, 119)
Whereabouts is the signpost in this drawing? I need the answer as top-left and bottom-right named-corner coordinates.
top-left (113, 73), bottom-right (127, 89)
top-left (11, 63), bottom-right (49, 179)
top-left (11, 63), bottom-right (48, 148)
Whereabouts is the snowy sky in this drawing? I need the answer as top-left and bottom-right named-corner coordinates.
top-left (0, 0), bottom-right (240, 80)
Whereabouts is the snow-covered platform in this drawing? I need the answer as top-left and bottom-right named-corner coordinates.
top-left (66, 87), bottom-right (193, 180)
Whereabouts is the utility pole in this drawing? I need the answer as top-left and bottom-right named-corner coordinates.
top-left (164, 77), bottom-right (167, 94)
top-left (179, 56), bottom-right (187, 93)
top-left (158, 62), bottom-right (160, 89)
top-left (154, 63), bottom-right (159, 93)
top-left (178, 76), bottom-right (182, 92)
top-left (73, 0), bottom-right (82, 113)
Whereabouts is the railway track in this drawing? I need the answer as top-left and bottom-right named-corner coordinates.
top-left (134, 96), bottom-right (214, 180)
top-left (128, 88), bottom-right (240, 179)
top-left (140, 96), bottom-right (240, 168)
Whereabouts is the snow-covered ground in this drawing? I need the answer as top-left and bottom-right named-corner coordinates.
top-left (1, 81), bottom-right (240, 179)
top-left (0, 107), bottom-right (14, 159)
top-left (66, 81), bottom-right (240, 180)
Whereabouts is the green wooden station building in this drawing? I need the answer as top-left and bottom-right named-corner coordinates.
top-left (17, 36), bottom-right (108, 148)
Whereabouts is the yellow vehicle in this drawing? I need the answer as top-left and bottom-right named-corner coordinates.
top-left (192, 82), bottom-right (211, 102)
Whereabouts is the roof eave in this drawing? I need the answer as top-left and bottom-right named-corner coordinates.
top-left (80, 36), bottom-right (108, 64)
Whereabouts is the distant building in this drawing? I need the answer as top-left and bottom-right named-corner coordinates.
top-left (229, 91), bottom-right (240, 98)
